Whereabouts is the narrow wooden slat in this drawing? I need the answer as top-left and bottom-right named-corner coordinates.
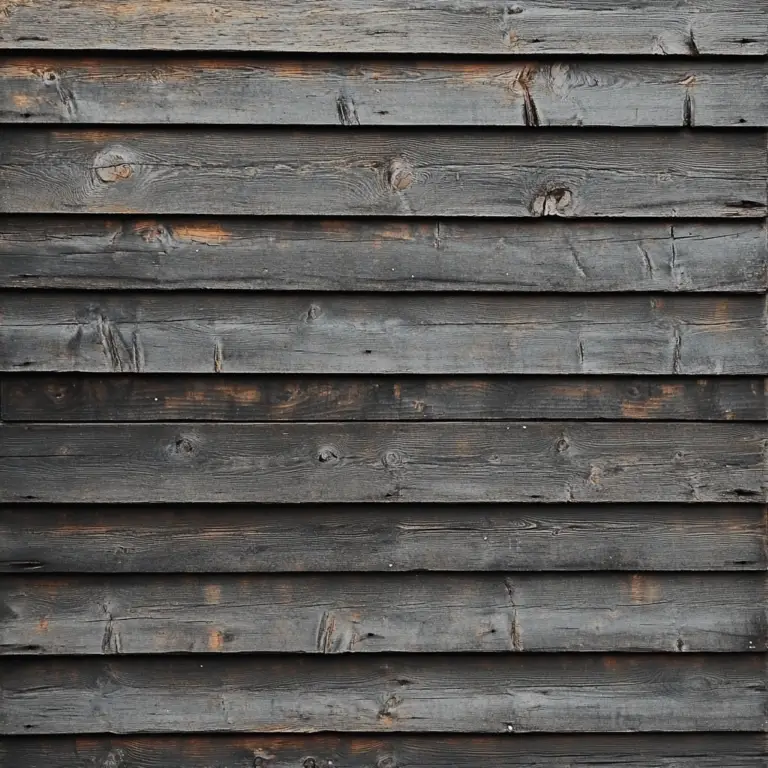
top-left (2, 573), bottom-right (763, 655)
top-left (3, 293), bottom-right (767, 375)
top-left (4, 376), bottom-right (766, 422)
top-left (0, 423), bottom-right (763, 504)
top-left (2, 129), bottom-right (765, 217)
top-left (2, 504), bottom-right (763, 573)
top-left (2, 57), bottom-right (767, 127)
top-left (3, 734), bottom-right (767, 768)
top-left (2, 655), bottom-right (764, 734)
top-left (0, 1), bottom-right (763, 55)
top-left (2, 217), bottom-right (765, 293)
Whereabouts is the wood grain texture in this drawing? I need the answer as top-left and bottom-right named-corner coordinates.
top-left (3, 57), bottom-right (767, 127)
top-left (2, 217), bottom-right (765, 293)
top-left (2, 129), bottom-right (765, 217)
top-left (3, 734), bottom-right (767, 768)
top-left (2, 573), bottom-right (764, 655)
top-left (0, 1), bottom-right (764, 55)
top-left (0, 423), bottom-right (764, 504)
top-left (2, 504), bottom-right (763, 573)
top-left (4, 375), bottom-right (766, 422)
top-left (2, 655), bottom-right (765, 734)
top-left (3, 293), bottom-right (767, 375)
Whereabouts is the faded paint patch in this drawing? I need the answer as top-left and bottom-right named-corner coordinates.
top-left (620, 383), bottom-right (683, 419)
top-left (629, 574), bottom-right (662, 604)
top-left (203, 584), bottom-right (221, 605)
top-left (172, 222), bottom-right (231, 244)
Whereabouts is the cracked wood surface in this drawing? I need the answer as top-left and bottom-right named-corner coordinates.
top-left (1, 218), bottom-right (765, 292)
top-left (2, 573), bottom-right (764, 655)
top-left (0, 1), bottom-right (764, 55)
top-left (2, 655), bottom-right (765, 734)
top-left (0, 422), bottom-right (763, 504)
top-left (2, 293), bottom-right (765, 374)
top-left (2, 504), bottom-right (763, 573)
top-left (1, 58), bottom-right (766, 127)
top-left (1, 129), bottom-right (765, 217)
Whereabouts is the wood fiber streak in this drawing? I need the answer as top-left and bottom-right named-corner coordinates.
top-left (2, 218), bottom-right (765, 293)
top-left (2, 655), bottom-right (765, 734)
top-left (3, 734), bottom-right (767, 768)
top-left (3, 293), bottom-right (767, 375)
top-left (1, 504), bottom-right (763, 573)
top-left (4, 375), bottom-right (765, 422)
top-left (2, 57), bottom-right (767, 127)
top-left (0, 1), bottom-right (764, 54)
top-left (0, 423), bottom-right (764, 504)
top-left (1, 129), bottom-right (765, 217)
top-left (2, 573), bottom-right (764, 655)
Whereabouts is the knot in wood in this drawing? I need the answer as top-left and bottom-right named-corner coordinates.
top-left (303, 760), bottom-right (317, 768)
top-left (137, 222), bottom-right (168, 243)
top-left (306, 303), bottom-right (322, 321)
top-left (555, 437), bottom-right (570, 453)
top-left (382, 449), bottom-right (404, 469)
top-left (377, 757), bottom-right (398, 768)
top-left (46, 381), bottom-right (71, 402)
top-left (531, 187), bottom-right (572, 216)
top-left (253, 757), bottom-right (268, 768)
top-left (171, 436), bottom-right (195, 456)
top-left (41, 69), bottom-right (59, 85)
top-left (388, 158), bottom-right (414, 191)
top-left (317, 446), bottom-right (340, 465)
top-left (94, 149), bottom-right (134, 183)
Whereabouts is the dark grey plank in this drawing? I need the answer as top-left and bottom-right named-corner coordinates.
top-left (2, 573), bottom-right (763, 655)
top-left (2, 655), bottom-right (764, 733)
top-left (1, 129), bottom-right (765, 217)
top-left (3, 734), bottom-right (767, 768)
top-left (2, 504), bottom-right (763, 573)
top-left (3, 293), bottom-right (767, 375)
top-left (1, 217), bottom-right (765, 292)
top-left (0, 1), bottom-right (763, 54)
top-left (3, 57), bottom-right (767, 126)
top-left (4, 375), bottom-right (766, 422)
top-left (0, 423), bottom-right (763, 504)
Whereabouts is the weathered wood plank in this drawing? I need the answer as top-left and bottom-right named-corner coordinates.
top-left (0, 1), bottom-right (764, 55)
top-left (2, 294), bottom-right (767, 375)
top-left (4, 375), bottom-right (766, 422)
top-left (2, 573), bottom-right (763, 655)
top-left (2, 655), bottom-right (764, 734)
top-left (2, 129), bottom-right (764, 217)
top-left (2, 217), bottom-right (765, 292)
top-left (2, 504), bottom-right (763, 573)
top-left (4, 734), bottom-right (767, 768)
top-left (0, 423), bottom-right (763, 504)
top-left (3, 57), bottom-right (767, 127)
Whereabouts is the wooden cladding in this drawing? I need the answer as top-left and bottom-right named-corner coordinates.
top-left (2, 129), bottom-right (765, 217)
top-left (2, 58), bottom-right (767, 127)
top-left (0, 1), bottom-right (764, 55)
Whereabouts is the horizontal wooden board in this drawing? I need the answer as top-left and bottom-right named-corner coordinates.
top-left (0, 1), bottom-right (764, 55)
top-left (3, 57), bottom-right (767, 127)
top-left (2, 573), bottom-right (764, 655)
top-left (3, 293), bottom-right (767, 375)
top-left (4, 734), bottom-right (767, 768)
top-left (2, 129), bottom-right (765, 217)
top-left (0, 423), bottom-right (764, 504)
top-left (2, 504), bottom-right (763, 573)
top-left (2, 655), bottom-right (765, 734)
top-left (4, 375), bottom-right (766, 422)
top-left (2, 217), bottom-right (766, 292)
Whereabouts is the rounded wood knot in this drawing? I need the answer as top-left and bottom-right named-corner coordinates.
top-left (388, 157), bottom-right (414, 191)
top-left (253, 757), bottom-right (268, 768)
top-left (531, 187), bottom-right (572, 216)
top-left (168, 436), bottom-right (197, 459)
top-left (303, 759), bottom-right (317, 768)
top-left (41, 70), bottom-right (59, 85)
top-left (382, 449), bottom-right (404, 469)
top-left (136, 221), bottom-right (168, 243)
top-left (555, 437), bottom-right (570, 453)
top-left (94, 149), bottom-right (134, 183)
top-left (377, 757), bottom-right (398, 768)
top-left (46, 381), bottom-right (72, 403)
top-left (317, 446), bottom-right (340, 465)
top-left (306, 303), bottom-right (322, 321)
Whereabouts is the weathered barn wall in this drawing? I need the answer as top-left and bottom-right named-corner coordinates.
top-left (0, 1), bottom-right (766, 766)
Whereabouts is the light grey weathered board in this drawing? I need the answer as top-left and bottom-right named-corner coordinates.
top-left (1, 129), bottom-right (765, 217)
top-left (2, 655), bottom-right (765, 734)
top-left (0, 422), bottom-right (763, 504)
top-left (2, 573), bottom-right (764, 655)
top-left (1, 218), bottom-right (765, 293)
top-left (0, 1), bottom-right (764, 55)
top-left (2, 293), bottom-right (766, 374)
top-left (2, 58), bottom-right (766, 127)
top-left (2, 504), bottom-right (763, 573)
